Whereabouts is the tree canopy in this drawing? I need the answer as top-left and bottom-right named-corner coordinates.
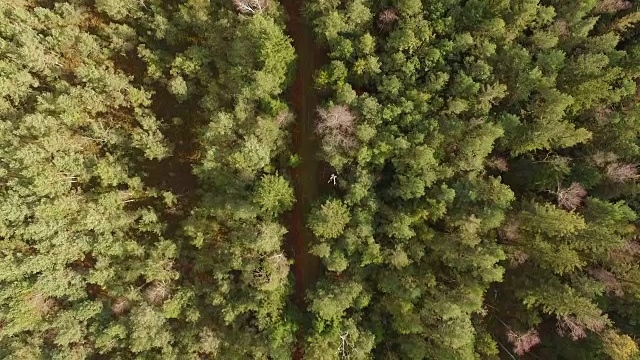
top-left (1, 0), bottom-right (640, 359)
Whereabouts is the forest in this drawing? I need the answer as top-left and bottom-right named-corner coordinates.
top-left (1, 0), bottom-right (640, 359)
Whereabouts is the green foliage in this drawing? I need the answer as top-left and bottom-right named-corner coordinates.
top-left (0, 0), bottom-right (296, 358)
top-left (602, 330), bottom-right (639, 360)
top-left (304, 0), bottom-right (640, 358)
top-left (255, 174), bottom-right (295, 217)
top-left (3, 0), bottom-right (640, 359)
top-left (288, 153), bottom-right (302, 167)
top-left (309, 198), bottom-right (351, 239)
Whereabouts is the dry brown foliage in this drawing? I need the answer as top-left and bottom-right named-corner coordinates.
top-left (378, 8), bottom-right (399, 30)
top-left (557, 315), bottom-right (608, 342)
top-left (609, 240), bottom-right (640, 262)
top-left (276, 110), bottom-right (294, 127)
top-left (507, 329), bottom-right (541, 356)
top-left (25, 293), bottom-right (58, 316)
top-left (590, 268), bottom-right (624, 296)
top-left (594, 0), bottom-right (632, 13)
top-left (232, 0), bottom-right (268, 14)
top-left (623, 240), bottom-right (640, 254)
top-left (111, 297), bottom-right (131, 316)
top-left (508, 249), bottom-right (529, 267)
top-left (144, 281), bottom-right (171, 305)
top-left (498, 220), bottom-right (520, 242)
top-left (591, 151), bottom-right (618, 167)
top-left (606, 163), bottom-right (638, 182)
top-left (555, 19), bottom-right (570, 37)
top-left (558, 182), bottom-right (587, 210)
top-left (557, 316), bottom-right (587, 340)
top-left (595, 106), bottom-right (614, 124)
top-left (570, 314), bottom-right (609, 334)
top-left (488, 156), bottom-right (509, 172)
top-left (316, 105), bottom-right (357, 151)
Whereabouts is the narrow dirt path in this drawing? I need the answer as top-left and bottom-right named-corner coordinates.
top-left (281, 0), bottom-right (325, 358)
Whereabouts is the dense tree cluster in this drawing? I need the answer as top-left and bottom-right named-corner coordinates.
top-left (0, 0), bottom-right (294, 358)
top-left (303, 0), bottom-right (640, 359)
top-left (2, 0), bottom-right (640, 359)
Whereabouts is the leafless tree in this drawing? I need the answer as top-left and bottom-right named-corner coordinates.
top-left (232, 0), bottom-right (268, 14)
top-left (555, 19), bottom-right (570, 37)
top-left (337, 332), bottom-right (356, 359)
top-left (378, 8), bottom-right (399, 30)
top-left (590, 268), bottom-right (624, 296)
top-left (498, 220), bottom-right (520, 242)
top-left (606, 162), bottom-right (639, 182)
top-left (25, 293), bottom-right (58, 316)
top-left (557, 316), bottom-right (587, 340)
top-left (585, 316), bottom-right (609, 333)
top-left (145, 281), bottom-right (171, 305)
top-left (623, 240), bottom-right (640, 255)
top-left (614, 240), bottom-right (640, 260)
top-left (610, 240), bottom-right (640, 263)
top-left (488, 156), bottom-right (509, 172)
top-left (558, 313), bottom-right (608, 338)
top-left (591, 151), bottom-right (618, 167)
top-left (507, 329), bottom-right (541, 356)
top-left (276, 110), bottom-right (294, 127)
top-left (594, 0), bottom-right (632, 13)
top-left (316, 105), bottom-right (357, 151)
top-left (594, 106), bottom-right (613, 124)
top-left (111, 297), bottom-right (131, 316)
top-left (508, 249), bottom-right (529, 267)
top-left (557, 182), bottom-right (587, 210)
top-left (253, 253), bottom-right (289, 290)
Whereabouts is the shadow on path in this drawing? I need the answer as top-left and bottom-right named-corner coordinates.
top-left (281, 0), bottom-right (326, 358)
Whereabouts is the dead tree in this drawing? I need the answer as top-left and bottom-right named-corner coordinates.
top-left (557, 313), bottom-right (607, 340)
top-left (557, 182), bottom-right (587, 210)
top-left (378, 8), bottom-right (399, 30)
top-left (25, 293), bottom-right (58, 316)
top-left (606, 162), bottom-right (639, 183)
top-left (589, 268), bottom-right (624, 296)
top-left (276, 110), bottom-right (293, 127)
top-left (594, 0), bottom-right (632, 13)
top-left (111, 297), bottom-right (131, 316)
top-left (488, 156), bottom-right (509, 172)
top-left (232, 0), bottom-right (268, 14)
top-left (507, 329), bottom-right (541, 356)
top-left (338, 332), bottom-right (355, 359)
top-left (557, 316), bottom-right (587, 340)
top-left (316, 105), bottom-right (357, 151)
top-left (144, 281), bottom-right (171, 305)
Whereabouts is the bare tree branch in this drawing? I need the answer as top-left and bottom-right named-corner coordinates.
top-left (507, 329), bottom-right (541, 356)
top-left (606, 163), bottom-right (638, 183)
top-left (316, 105), bottom-right (357, 151)
top-left (557, 182), bottom-right (587, 210)
top-left (594, 0), bottom-right (632, 13)
top-left (338, 332), bottom-right (355, 359)
top-left (112, 297), bottom-right (131, 316)
top-left (590, 268), bottom-right (624, 296)
top-left (232, 0), bottom-right (268, 14)
top-left (557, 316), bottom-right (587, 340)
top-left (144, 281), bottom-right (171, 305)
top-left (378, 8), bottom-right (399, 30)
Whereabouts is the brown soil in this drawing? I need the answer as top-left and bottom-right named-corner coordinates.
top-left (281, 0), bottom-right (327, 358)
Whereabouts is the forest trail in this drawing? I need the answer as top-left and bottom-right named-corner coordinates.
top-left (282, 0), bottom-right (324, 357)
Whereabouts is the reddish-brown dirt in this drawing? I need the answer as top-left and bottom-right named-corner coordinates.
top-left (281, 0), bottom-right (326, 358)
